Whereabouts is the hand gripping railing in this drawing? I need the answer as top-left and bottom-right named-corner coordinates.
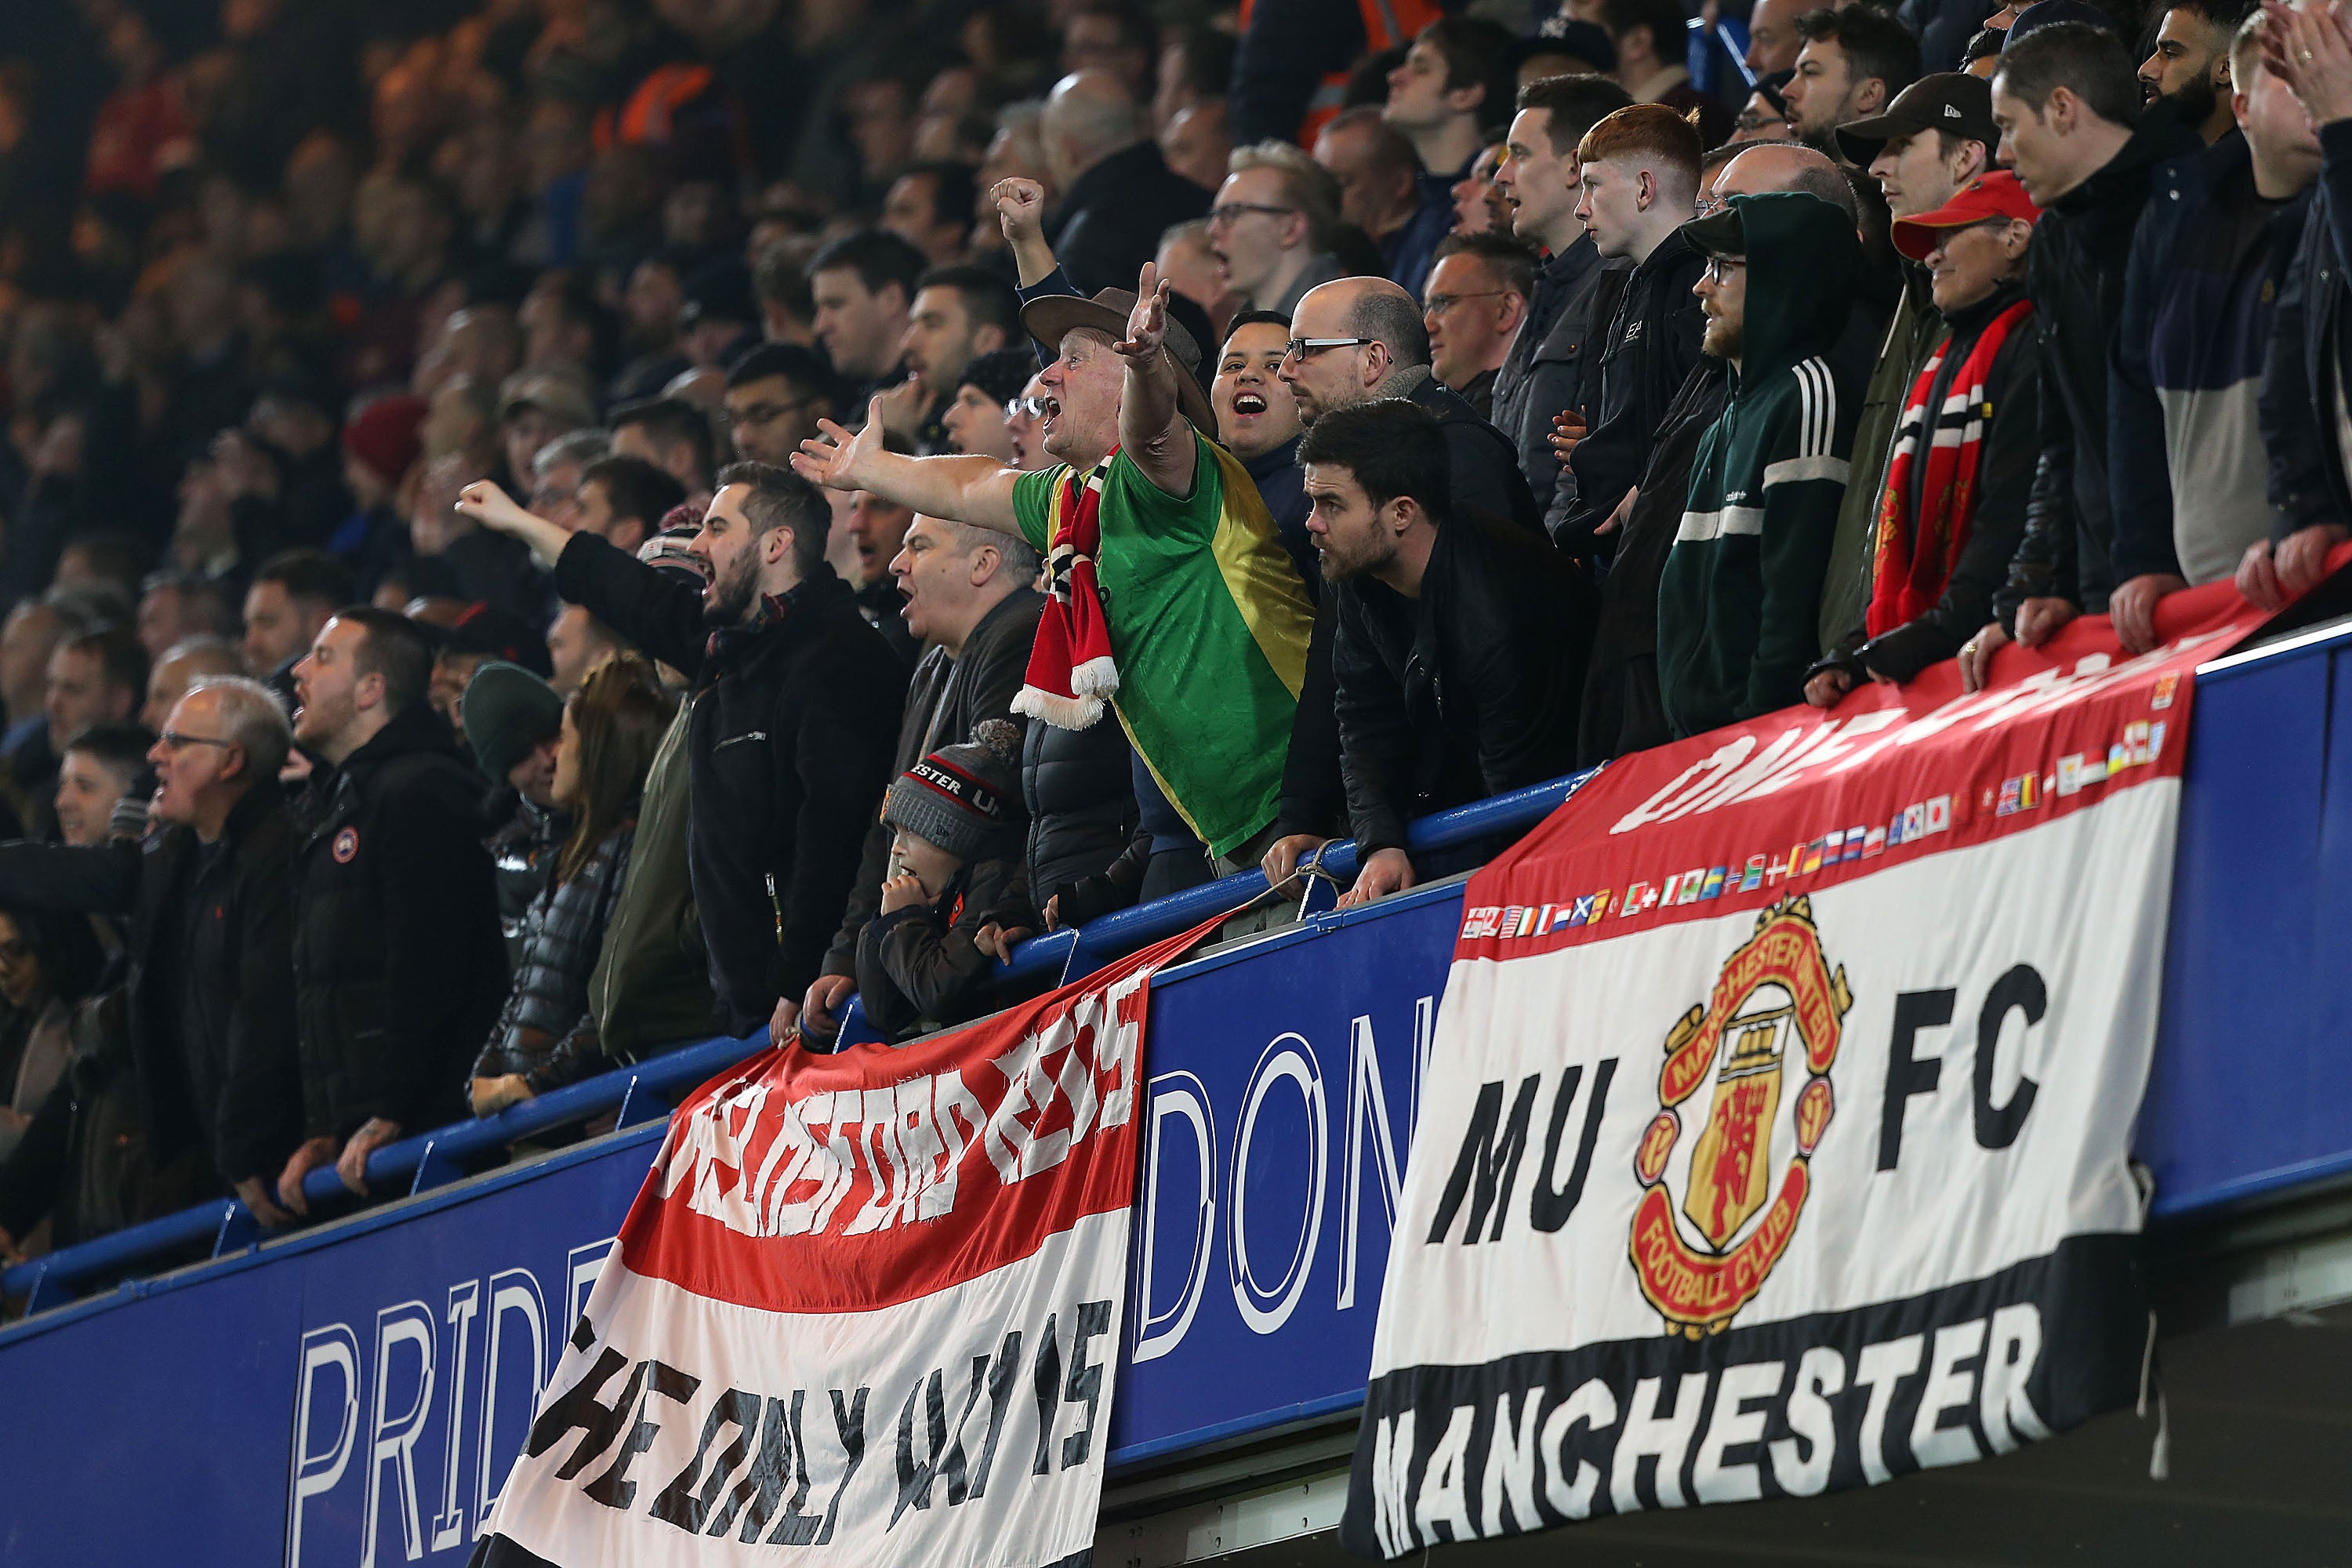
top-left (1, 765), bottom-right (1597, 1319)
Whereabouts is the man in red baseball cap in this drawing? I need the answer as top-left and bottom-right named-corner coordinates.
top-left (1807, 169), bottom-right (2042, 708)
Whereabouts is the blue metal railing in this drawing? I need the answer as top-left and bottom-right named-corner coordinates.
top-left (0, 767), bottom-right (1596, 1319)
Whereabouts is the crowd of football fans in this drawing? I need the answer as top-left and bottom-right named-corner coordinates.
top-left (0, 0), bottom-right (2335, 1270)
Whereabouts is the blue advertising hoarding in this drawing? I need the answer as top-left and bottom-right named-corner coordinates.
top-left (10, 616), bottom-right (2352, 1564)
top-left (0, 879), bottom-right (1467, 1566)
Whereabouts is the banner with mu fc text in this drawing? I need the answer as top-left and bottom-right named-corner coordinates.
top-left (1344, 583), bottom-right (2268, 1554)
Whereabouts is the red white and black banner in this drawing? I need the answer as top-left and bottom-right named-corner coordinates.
top-left (1342, 583), bottom-right (2272, 1555)
top-left (473, 918), bottom-right (1217, 1568)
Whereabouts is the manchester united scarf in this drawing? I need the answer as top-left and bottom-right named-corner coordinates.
top-left (1867, 299), bottom-right (2031, 638)
top-left (1014, 452), bottom-right (1119, 731)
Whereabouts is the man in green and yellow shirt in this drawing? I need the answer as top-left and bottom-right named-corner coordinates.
top-left (791, 263), bottom-right (1316, 866)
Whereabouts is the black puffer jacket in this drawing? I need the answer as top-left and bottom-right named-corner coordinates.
top-left (0, 782), bottom-right (303, 1186)
top-left (471, 823), bottom-right (634, 1092)
top-left (1022, 712), bottom-right (1138, 911)
top-left (1998, 107), bottom-right (2201, 625)
top-left (1331, 510), bottom-right (1597, 855)
top-left (292, 702), bottom-right (509, 1140)
top-left (553, 532), bottom-right (907, 1036)
top-left (484, 793), bottom-right (568, 969)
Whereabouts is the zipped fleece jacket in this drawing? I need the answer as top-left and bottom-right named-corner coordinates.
top-left (1658, 193), bottom-right (1866, 738)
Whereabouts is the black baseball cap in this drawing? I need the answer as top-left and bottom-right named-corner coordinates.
top-left (1679, 203), bottom-right (1747, 261)
top-left (1836, 73), bottom-right (1998, 167)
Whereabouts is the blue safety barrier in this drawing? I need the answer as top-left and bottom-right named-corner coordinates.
top-left (9, 618), bottom-right (2352, 1567)
top-left (0, 767), bottom-right (1596, 1318)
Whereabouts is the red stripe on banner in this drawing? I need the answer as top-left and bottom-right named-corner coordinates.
top-left (1454, 577), bottom-right (2276, 960)
top-left (613, 912), bottom-right (1225, 1316)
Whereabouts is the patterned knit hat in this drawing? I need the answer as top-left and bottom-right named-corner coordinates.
top-left (637, 502), bottom-right (710, 584)
top-left (883, 720), bottom-right (1022, 862)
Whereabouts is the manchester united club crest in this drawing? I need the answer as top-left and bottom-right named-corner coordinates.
top-left (1629, 895), bottom-right (1849, 1338)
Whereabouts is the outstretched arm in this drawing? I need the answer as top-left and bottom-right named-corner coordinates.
top-left (454, 482), bottom-right (574, 568)
top-left (793, 395), bottom-right (1022, 534)
top-left (1116, 263), bottom-right (1197, 499)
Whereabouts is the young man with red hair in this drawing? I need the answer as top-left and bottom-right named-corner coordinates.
top-left (1553, 103), bottom-right (1708, 553)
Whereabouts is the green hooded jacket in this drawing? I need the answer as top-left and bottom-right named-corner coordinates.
top-left (1658, 193), bottom-right (1865, 738)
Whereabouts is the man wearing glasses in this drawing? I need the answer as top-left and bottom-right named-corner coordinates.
top-left (0, 677), bottom-right (304, 1234)
top-left (720, 344), bottom-right (838, 468)
top-left (1205, 143), bottom-right (1348, 316)
top-left (1279, 275), bottom-right (1541, 532)
top-left (1421, 232), bottom-right (1534, 421)
top-left (1658, 192), bottom-right (1867, 739)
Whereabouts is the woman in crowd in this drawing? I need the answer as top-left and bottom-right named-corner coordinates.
top-left (0, 906), bottom-right (107, 1162)
top-left (1806, 171), bottom-right (2041, 706)
top-left (469, 652), bottom-right (673, 1116)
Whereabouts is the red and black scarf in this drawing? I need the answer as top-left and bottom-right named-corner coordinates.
top-left (1867, 299), bottom-right (2033, 638)
top-left (1014, 451), bottom-right (1120, 730)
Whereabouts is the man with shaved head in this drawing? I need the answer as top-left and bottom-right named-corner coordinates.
top-left (1578, 140), bottom-right (1873, 765)
top-left (1278, 274), bottom-right (1539, 532)
top-left (1041, 71), bottom-right (1210, 292)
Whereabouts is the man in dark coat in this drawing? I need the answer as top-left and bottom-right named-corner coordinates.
top-left (0, 677), bottom-right (302, 1228)
top-left (1043, 71), bottom-right (1211, 294)
top-left (804, 514), bottom-right (1043, 1038)
top-left (1552, 103), bottom-right (1710, 556)
top-left (277, 612), bottom-right (509, 1210)
top-left (1972, 24), bottom-right (2200, 682)
top-left (1282, 400), bottom-right (1593, 906)
top-left (456, 464), bottom-right (908, 1044)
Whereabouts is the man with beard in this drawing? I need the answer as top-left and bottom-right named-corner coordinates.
top-left (1783, 6), bottom-right (1923, 158)
top-left (1659, 191), bottom-right (1867, 736)
top-left (274, 612), bottom-right (507, 1209)
top-left (456, 465), bottom-right (906, 1042)
top-left (2108, 11), bottom-right (2312, 644)
top-left (1279, 398), bottom-right (1592, 906)
top-left (2140, 0), bottom-right (2251, 145)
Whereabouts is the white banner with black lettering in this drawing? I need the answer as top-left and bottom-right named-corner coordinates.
top-left (1342, 586), bottom-right (2268, 1554)
top-left (473, 916), bottom-right (1221, 1568)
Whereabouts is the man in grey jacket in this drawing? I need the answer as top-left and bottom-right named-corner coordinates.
top-left (800, 514), bottom-right (1043, 1038)
top-left (1487, 74), bottom-right (1635, 522)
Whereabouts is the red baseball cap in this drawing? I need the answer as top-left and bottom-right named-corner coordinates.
top-left (1891, 171), bottom-right (2041, 262)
